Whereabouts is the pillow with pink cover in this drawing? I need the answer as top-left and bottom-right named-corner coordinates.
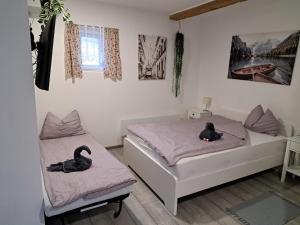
top-left (40, 110), bottom-right (86, 140)
top-left (249, 109), bottom-right (279, 136)
top-left (244, 105), bottom-right (264, 128)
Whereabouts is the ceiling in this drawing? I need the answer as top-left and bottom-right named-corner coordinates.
top-left (92, 0), bottom-right (212, 14)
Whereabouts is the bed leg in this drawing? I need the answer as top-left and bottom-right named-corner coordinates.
top-left (60, 216), bottom-right (66, 225)
top-left (162, 194), bottom-right (178, 216)
top-left (45, 214), bottom-right (65, 225)
top-left (113, 200), bottom-right (123, 218)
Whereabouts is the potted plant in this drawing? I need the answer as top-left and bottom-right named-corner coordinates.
top-left (30, 0), bottom-right (71, 51)
top-left (173, 32), bottom-right (184, 97)
top-left (34, 0), bottom-right (71, 25)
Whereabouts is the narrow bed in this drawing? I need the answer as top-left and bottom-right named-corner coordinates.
top-left (40, 132), bottom-right (136, 221)
top-left (123, 109), bottom-right (290, 215)
top-left (42, 172), bottom-right (133, 218)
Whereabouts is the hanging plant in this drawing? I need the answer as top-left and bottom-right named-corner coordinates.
top-left (173, 32), bottom-right (184, 97)
top-left (34, 0), bottom-right (71, 25)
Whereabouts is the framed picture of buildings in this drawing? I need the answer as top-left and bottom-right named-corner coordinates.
top-left (138, 34), bottom-right (167, 80)
top-left (228, 30), bottom-right (300, 85)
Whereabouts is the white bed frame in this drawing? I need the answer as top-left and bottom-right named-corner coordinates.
top-left (42, 172), bottom-right (134, 218)
top-left (123, 108), bottom-right (292, 215)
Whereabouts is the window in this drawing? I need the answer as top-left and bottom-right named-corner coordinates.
top-left (80, 25), bottom-right (105, 70)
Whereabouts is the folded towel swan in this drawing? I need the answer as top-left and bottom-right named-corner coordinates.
top-left (47, 145), bottom-right (92, 173)
top-left (199, 122), bottom-right (223, 142)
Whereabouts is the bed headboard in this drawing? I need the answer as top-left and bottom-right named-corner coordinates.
top-left (120, 114), bottom-right (184, 137)
top-left (214, 107), bottom-right (293, 137)
top-left (119, 108), bottom-right (293, 138)
top-left (214, 107), bottom-right (248, 123)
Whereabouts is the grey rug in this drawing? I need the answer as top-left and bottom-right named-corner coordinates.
top-left (228, 192), bottom-right (300, 225)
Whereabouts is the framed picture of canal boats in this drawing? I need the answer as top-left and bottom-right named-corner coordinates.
top-left (138, 34), bottom-right (167, 80)
top-left (228, 30), bottom-right (300, 85)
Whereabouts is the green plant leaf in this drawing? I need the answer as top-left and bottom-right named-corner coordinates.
top-left (173, 32), bottom-right (184, 97)
top-left (38, 0), bottom-right (72, 25)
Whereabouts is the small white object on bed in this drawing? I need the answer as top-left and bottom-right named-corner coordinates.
top-left (123, 108), bottom-right (291, 215)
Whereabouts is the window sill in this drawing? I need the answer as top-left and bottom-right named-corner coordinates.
top-left (82, 68), bottom-right (104, 72)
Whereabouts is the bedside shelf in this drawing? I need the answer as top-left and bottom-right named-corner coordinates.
top-left (281, 136), bottom-right (300, 182)
top-left (286, 166), bottom-right (300, 177)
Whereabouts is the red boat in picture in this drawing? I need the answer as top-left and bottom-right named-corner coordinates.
top-left (231, 63), bottom-right (281, 84)
top-left (232, 63), bottom-right (276, 79)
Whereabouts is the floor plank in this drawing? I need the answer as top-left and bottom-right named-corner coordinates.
top-left (194, 196), bottom-right (240, 225)
top-left (124, 195), bottom-right (156, 225)
top-left (181, 199), bottom-right (220, 225)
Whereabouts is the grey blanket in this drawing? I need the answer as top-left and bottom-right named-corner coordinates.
top-left (40, 134), bottom-right (136, 208)
top-left (127, 115), bottom-right (248, 166)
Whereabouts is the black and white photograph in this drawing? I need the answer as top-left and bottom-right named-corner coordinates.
top-left (228, 30), bottom-right (300, 85)
top-left (138, 34), bottom-right (167, 80)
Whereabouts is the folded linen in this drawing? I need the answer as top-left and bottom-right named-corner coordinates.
top-left (47, 145), bottom-right (92, 173)
top-left (199, 122), bottom-right (223, 142)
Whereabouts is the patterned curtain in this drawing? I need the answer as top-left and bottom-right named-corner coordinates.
top-left (64, 23), bottom-right (83, 83)
top-left (104, 28), bottom-right (122, 81)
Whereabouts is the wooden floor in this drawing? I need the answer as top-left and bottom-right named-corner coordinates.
top-left (51, 148), bottom-right (300, 225)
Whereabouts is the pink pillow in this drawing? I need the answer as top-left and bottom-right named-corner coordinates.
top-left (244, 105), bottom-right (264, 128)
top-left (250, 109), bottom-right (279, 136)
top-left (40, 110), bottom-right (86, 140)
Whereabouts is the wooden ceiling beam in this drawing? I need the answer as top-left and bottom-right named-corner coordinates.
top-left (169, 0), bottom-right (247, 21)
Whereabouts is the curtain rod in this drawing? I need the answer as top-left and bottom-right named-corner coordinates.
top-left (71, 22), bottom-right (119, 30)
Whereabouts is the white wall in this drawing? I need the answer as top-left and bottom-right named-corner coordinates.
top-left (182, 0), bottom-right (300, 132)
top-left (0, 0), bottom-right (43, 224)
top-left (34, 0), bottom-right (187, 146)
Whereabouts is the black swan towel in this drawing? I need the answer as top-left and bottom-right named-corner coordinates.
top-left (47, 145), bottom-right (92, 173)
top-left (199, 122), bottom-right (223, 142)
